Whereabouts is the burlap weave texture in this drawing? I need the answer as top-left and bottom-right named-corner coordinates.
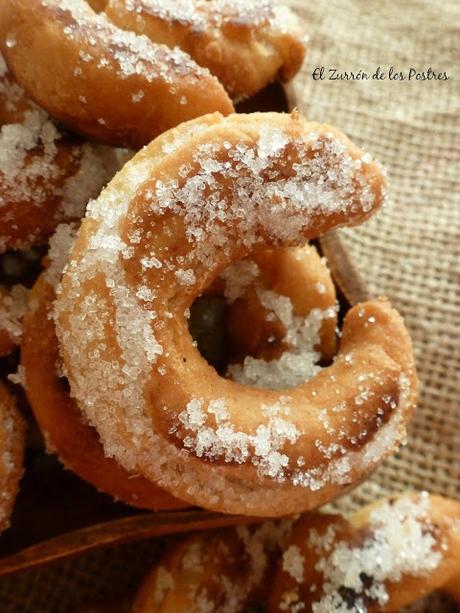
top-left (287, 0), bottom-right (459, 512)
top-left (0, 1), bottom-right (458, 610)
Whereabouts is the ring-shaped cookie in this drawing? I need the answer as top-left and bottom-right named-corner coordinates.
top-left (0, 0), bottom-right (233, 148)
top-left (104, 0), bottom-right (306, 101)
top-left (21, 235), bottom-right (335, 508)
top-left (269, 492), bottom-right (460, 611)
top-left (54, 112), bottom-right (417, 517)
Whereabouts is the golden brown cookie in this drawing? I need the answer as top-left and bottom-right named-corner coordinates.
top-left (269, 493), bottom-right (460, 612)
top-left (0, 0), bottom-right (233, 148)
top-left (53, 112), bottom-right (418, 517)
top-left (0, 381), bottom-right (25, 532)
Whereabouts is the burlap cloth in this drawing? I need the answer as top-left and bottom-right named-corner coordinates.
top-left (1, 1), bottom-right (459, 610)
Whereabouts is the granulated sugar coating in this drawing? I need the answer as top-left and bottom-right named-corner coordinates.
top-left (0, 52), bottom-right (123, 252)
top-left (0, 110), bottom-right (117, 241)
top-left (220, 244), bottom-right (338, 366)
top-left (218, 249), bottom-right (337, 389)
top-left (44, 223), bottom-right (79, 289)
top-left (49, 0), bottom-right (209, 82)
top-left (220, 259), bottom-right (260, 302)
top-left (282, 544), bottom-right (305, 584)
top-left (0, 284), bottom-right (28, 357)
top-left (311, 495), bottom-right (441, 611)
top-left (120, 0), bottom-right (292, 30)
top-left (228, 293), bottom-right (337, 390)
top-left (54, 112), bottom-right (417, 516)
top-left (0, 54), bottom-right (32, 123)
top-left (270, 492), bottom-right (460, 612)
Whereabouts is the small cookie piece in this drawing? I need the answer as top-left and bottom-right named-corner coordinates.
top-left (269, 493), bottom-right (460, 612)
top-left (134, 521), bottom-right (293, 612)
top-left (0, 381), bottom-right (25, 532)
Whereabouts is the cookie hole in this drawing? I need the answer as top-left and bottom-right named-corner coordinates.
top-left (188, 250), bottom-right (338, 390)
